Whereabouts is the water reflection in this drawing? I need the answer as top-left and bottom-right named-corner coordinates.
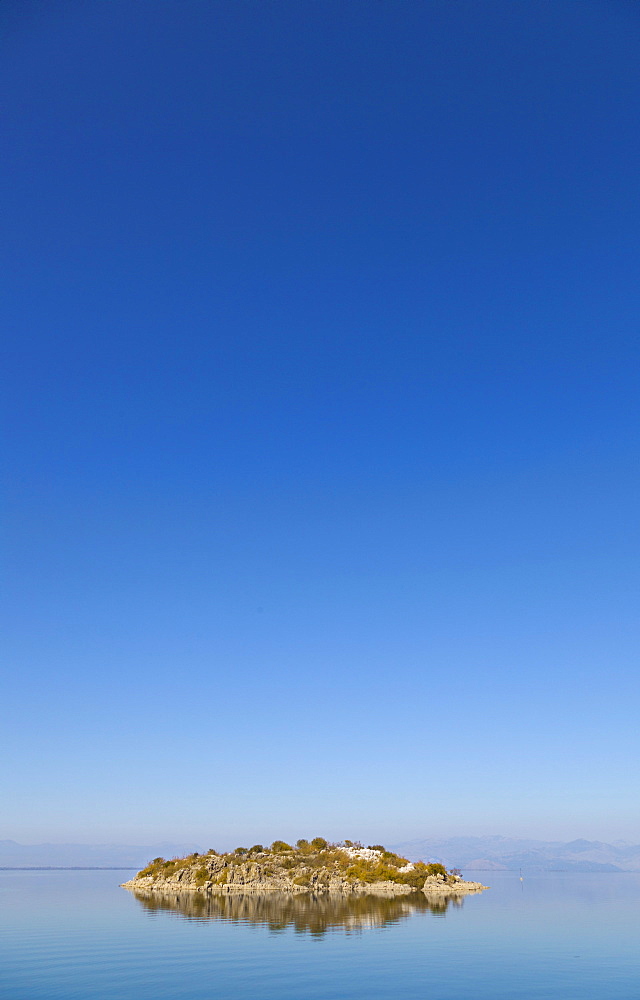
top-left (131, 889), bottom-right (465, 935)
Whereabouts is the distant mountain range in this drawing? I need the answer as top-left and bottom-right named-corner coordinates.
top-left (0, 840), bottom-right (201, 868)
top-left (3, 836), bottom-right (640, 872)
top-left (390, 836), bottom-right (640, 872)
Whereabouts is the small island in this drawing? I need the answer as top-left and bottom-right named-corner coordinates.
top-left (122, 838), bottom-right (488, 897)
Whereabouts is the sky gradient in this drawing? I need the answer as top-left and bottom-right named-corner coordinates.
top-left (3, 0), bottom-right (639, 847)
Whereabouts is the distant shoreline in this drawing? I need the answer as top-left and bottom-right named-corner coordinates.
top-left (0, 866), bottom-right (138, 871)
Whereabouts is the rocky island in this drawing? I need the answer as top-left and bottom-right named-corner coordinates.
top-left (122, 838), bottom-right (487, 897)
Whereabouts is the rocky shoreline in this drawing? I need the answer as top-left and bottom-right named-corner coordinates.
top-left (121, 839), bottom-right (488, 898)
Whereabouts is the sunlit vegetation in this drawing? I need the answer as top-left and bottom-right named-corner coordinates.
top-left (194, 867), bottom-right (209, 886)
top-left (270, 840), bottom-right (292, 852)
top-left (134, 839), bottom-right (458, 889)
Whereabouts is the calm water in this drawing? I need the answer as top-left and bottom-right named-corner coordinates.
top-left (1, 869), bottom-right (639, 999)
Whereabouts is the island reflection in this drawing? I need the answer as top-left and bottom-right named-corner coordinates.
top-left (131, 889), bottom-right (465, 935)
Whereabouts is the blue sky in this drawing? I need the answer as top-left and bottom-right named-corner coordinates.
top-left (3, 1), bottom-right (639, 848)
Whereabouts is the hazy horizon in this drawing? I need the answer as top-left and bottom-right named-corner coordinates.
top-left (4, 832), bottom-right (640, 879)
top-left (3, 825), bottom-right (638, 851)
top-left (2, 834), bottom-right (638, 848)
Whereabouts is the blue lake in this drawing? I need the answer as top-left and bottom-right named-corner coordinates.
top-left (1, 869), bottom-right (639, 999)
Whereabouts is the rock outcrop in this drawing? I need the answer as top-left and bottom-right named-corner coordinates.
top-left (121, 840), bottom-right (488, 898)
top-left (423, 872), bottom-right (486, 893)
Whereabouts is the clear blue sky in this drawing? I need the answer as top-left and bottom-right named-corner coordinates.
top-left (3, 1), bottom-right (639, 848)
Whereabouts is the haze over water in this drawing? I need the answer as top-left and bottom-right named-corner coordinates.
top-left (2, 870), bottom-right (639, 1000)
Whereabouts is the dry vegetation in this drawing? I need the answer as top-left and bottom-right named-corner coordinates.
top-left (135, 838), bottom-right (455, 889)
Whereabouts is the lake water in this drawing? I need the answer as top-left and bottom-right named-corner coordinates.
top-left (1, 869), bottom-right (639, 999)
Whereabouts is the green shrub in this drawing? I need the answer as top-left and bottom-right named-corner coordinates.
top-left (160, 861), bottom-right (179, 877)
top-left (382, 851), bottom-right (407, 867)
top-left (425, 863), bottom-right (447, 878)
top-left (310, 837), bottom-right (328, 850)
top-left (194, 867), bottom-right (209, 886)
top-left (271, 840), bottom-right (292, 852)
top-left (345, 860), bottom-right (400, 884)
top-left (137, 857), bottom-right (166, 877)
top-left (396, 862), bottom-right (429, 888)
